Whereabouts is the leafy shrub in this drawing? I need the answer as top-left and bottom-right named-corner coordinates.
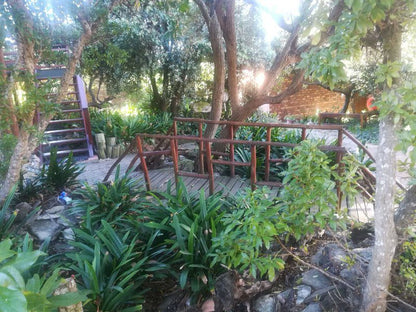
top-left (211, 187), bottom-right (285, 281)
top-left (140, 181), bottom-right (232, 303)
top-left (72, 167), bottom-right (145, 230)
top-left (67, 220), bottom-right (148, 312)
top-left (212, 142), bottom-right (359, 282)
top-left (0, 133), bottom-right (17, 179)
top-left (397, 238), bottom-right (416, 303)
top-left (39, 148), bottom-right (83, 192)
top-left (0, 237), bottom-right (87, 311)
top-left (277, 140), bottom-right (357, 240)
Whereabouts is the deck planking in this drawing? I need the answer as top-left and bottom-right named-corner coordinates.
top-left (134, 167), bottom-right (252, 197)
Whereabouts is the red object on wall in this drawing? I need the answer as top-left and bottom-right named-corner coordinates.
top-left (366, 96), bottom-right (377, 111)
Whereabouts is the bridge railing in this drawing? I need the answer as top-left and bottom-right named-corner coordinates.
top-left (134, 118), bottom-right (347, 208)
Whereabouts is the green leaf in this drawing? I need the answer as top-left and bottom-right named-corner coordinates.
top-left (0, 266), bottom-right (25, 290)
top-left (10, 251), bottom-right (44, 274)
top-left (267, 267), bottom-right (276, 282)
top-left (0, 286), bottom-right (27, 311)
top-left (370, 7), bottom-right (386, 22)
top-left (179, 269), bottom-right (189, 289)
top-left (352, 0), bottom-right (363, 13)
top-left (39, 270), bottom-right (61, 297)
top-left (49, 290), bottom-right (89, 308)
top-left (24, 291), bottom-right (51, 311)
top-left (0, 240), bottom-right (14, 262)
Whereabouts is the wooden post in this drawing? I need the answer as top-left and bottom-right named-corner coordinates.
top-left (336, 129), bottom-right (343, 210)
top-left (198, 122), bottom-right (204, 174)
top-left (170, 138), bottom-right (179, 189)
top-left (205, 141), bottom-right (215, 195)
top-left (265, 127), bottom-right (271, 181)
top-left (136, 136), bottom-right (151, 191)
top-left (301, 127), bottom-right (307, 140)
top-left (76, 75), bottom-right (94, 158)
top-left (173, 119), bottom-right (178, 157)
top-left (251, 145), bottom-right (257, 191)
top-left (230, 125), bottom-right (235, 178)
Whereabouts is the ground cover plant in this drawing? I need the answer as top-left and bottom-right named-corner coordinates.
top-left (66, 220), bottom-right (148, 312)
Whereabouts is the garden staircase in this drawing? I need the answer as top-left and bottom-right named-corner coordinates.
top-left (38, 73), bottom-right (94, 162)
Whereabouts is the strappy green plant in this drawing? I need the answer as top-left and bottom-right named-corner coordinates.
top-left (67, 220), bottom-right (148, 312)
top-left (72, 166), bottom-right (145, 230)
top-left (139, 181), bottom-right (232, 304)
top-left (39, 148), bottom-right (84, 192)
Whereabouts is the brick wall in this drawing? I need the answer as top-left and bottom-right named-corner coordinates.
top-left (269, 84), bottom-right (345, 118)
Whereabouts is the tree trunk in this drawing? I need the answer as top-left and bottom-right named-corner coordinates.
top-left (0, 130), bottom-right (30, 201)
top-left (217, 0), bottom-right (239, 111)
top-left (339, 89), bottom-right (353, 113)
top-left (361, 114), bottom-right (398, 312)
top-left (194, 0), bottom-right (226, 139)
top-left (394, 185), bottom-right (416, 241)
top-left (361, 19), bottom-right (402, 312)
top-left (149, 69), bottom-right (164, 112)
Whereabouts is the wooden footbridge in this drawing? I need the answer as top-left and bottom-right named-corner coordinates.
top-left (103, 118), bottom-right (406, 205)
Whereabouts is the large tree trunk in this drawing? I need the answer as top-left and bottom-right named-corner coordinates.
top-left (194, 0), bottom-right (225, 139)
top-left (0, 130), bottom-right (30, 200)
top-left (361, 114), bottom-right (398, 312)
top-left (361, 19), bottom-right (402, 312)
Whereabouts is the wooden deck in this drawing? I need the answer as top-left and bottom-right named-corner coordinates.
top-left (134, 167), bottom-right (280, 197)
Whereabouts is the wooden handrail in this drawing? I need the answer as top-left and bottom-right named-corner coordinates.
top-left (134, 133), bottom-right (346, 152)
top-left (174, 117), bottom-right (344, 130)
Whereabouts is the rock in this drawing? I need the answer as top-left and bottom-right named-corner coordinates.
top-left (179, 143), bottom-right (200, 159)
top-left (45, 205), bottom-right (65, 214)
top-left (320, 286), bottom-right (349, 311)
top-left (304, 286), bottom-right (335, 304)
top-left (296, 285), bottom-right (312, 305)
top-left (353, 247), bottom-right (372, 263)
top-left (253, 294), bottom-right (281, 312)
top-left (311, 243), bottom-right (348, 273)
top-left (28, 219), bottom-right (62, 242)
top-left (340, 266), bottom-right (363, 286)
top-left (302, 303), bottom-right (322, 312)
top-left (302, 269), bottom-right (331, 290)
top-left (179, 158), bottom-right (194, 172)
top-left (36, 213), bottom-right (61, 220)
top-left (214, 271), bottom-right (238, 311)
top-left (21, 155), bottom-right (41, 181)
top-left (63, 228), bottom-right (75, 241)
top-left (14, 202), bottom-right (33, 222)
top-left (276, 288), bottom-right (294, 305)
